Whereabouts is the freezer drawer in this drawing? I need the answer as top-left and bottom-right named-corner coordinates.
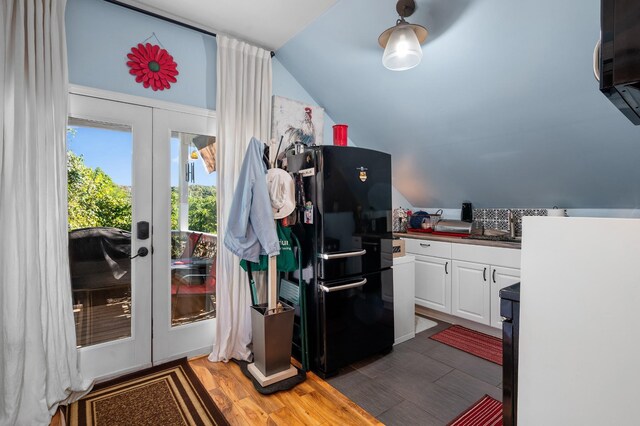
top-left (315, 268), bottom-right (394, 376)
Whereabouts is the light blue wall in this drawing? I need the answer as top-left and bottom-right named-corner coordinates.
top-left (65, 0), bottom-right (328, 116)
top-left (66, 0), bottom-right (216, 109)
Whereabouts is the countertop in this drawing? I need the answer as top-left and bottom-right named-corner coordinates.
top-left (394, 232), bottom-right (522, 249)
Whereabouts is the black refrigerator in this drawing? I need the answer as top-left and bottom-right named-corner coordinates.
top-left (286, 146), bottom-right (394, 378)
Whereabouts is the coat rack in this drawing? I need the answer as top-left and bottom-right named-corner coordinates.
top-left (247, 151), bottom-right (298, 386)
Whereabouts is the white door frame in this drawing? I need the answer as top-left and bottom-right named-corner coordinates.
top-left (69, 86), bottom-right (218, 377)
top-left (69, 93), bottom-right (153, 380)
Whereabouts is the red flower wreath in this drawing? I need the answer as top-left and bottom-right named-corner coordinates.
top-left (126, 43), bottom-right (179, 91)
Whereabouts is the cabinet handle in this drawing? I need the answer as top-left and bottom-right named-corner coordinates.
top-left (492, 269), bottom-right (496, 283)
top-left (483, 267), bottom-right (487, 282)
top-left (420, 243), bottom-right (431, 248)
top-left (445, 261), bottom-right (448, 274)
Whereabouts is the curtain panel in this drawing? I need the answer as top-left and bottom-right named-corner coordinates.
top-left (0, 1), bottom-right (90, 424)
top-left (209, 35), bottom-right (272, 362)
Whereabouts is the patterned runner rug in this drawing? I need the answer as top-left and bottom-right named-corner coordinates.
top-left (448, 395), bottom-right (503, 426)
top-left (67, 358), bottom-right (228, 425)
top-left (430, 325), bottom-right (503, 365)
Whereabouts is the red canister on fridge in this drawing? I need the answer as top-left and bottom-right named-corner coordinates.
top-left (332, 124), bottom-right (348, 146)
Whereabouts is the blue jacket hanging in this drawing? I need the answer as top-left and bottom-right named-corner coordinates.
top-left (224, 137), bottom-right (280, 262)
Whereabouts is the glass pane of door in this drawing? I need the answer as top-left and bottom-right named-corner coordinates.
top-left (67, 118), bottom-right (133, 347)
top-left (170, 132), bottom-right (217, 326)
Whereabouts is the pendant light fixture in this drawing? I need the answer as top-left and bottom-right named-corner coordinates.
top-left (378, 0), bottom-right (428, 71)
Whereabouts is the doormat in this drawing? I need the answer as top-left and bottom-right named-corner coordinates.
top-left (67, 358), bottom-right (229, 426)
top-left (448, 395), bottom-right (502, 426)
top-left (430, 325), bottom-right (502, 365)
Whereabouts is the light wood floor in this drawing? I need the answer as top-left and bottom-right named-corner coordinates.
top-left (189, 356), bottom-right (382, 425)
top-left (50, 357), bottom-right (382, 425)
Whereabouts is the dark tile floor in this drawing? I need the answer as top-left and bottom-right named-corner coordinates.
top-left (327, 319), bottom-right (503, 426)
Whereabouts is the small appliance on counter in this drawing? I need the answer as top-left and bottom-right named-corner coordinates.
top-left (461, 202), bottom-right (473, 222)
top-left (434, 219), bottom-right (482, 235)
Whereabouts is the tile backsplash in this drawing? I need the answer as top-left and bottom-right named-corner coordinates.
top-left (473, 208), bottom-right (549, 237)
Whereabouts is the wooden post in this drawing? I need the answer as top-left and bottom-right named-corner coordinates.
top-left (267, 255), bottom-right (277, 312)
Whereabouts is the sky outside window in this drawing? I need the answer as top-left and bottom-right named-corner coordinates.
top-left (68, 126), bottom-right (217, 187)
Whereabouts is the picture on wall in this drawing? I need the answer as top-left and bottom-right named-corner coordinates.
top-left (271, 95), bottom-right (324, 160)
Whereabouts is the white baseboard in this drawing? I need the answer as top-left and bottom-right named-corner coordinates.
top-left (415, 305), bottom-right (502, 339)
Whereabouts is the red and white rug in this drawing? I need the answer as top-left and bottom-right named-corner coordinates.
top-left (429, 325), bottom-right (503, 365)
top-left (448, 395), bottom-right (503, 426)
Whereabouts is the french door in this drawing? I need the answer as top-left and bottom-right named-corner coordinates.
top-left (68, 93), bottom-right (217, 380)
top-left (152, 108), bottom-right (217, 363)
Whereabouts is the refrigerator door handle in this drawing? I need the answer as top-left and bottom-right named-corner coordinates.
top-left (318, 249), bottom-right (367, 260)
top-left (319, 278), bottom-right (367, 293)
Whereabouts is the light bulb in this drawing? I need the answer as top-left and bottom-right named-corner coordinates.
top-left (382, 25), bottom-right (423, 71)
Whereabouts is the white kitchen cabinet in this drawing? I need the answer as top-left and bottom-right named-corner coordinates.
top-left (490, 266), bottom-right (521, 328)
top-left (414, 255), bottom-right (451, 313)
top-left (451, 260), bottom-right (491, 325)
top-left (402, 236), bottom-right (521, 327)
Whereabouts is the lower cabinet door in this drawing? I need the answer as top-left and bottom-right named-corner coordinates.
top-left (490, 266), bottom-right (521, 328)
top-left (451, 260), bottom-right (491, 325)
top-left (414, 255), bottom-right (451, 313)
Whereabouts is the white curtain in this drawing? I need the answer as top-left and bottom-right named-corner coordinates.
top-left (209, 35), bottom-right (272, 362)
top-left (0, 1), bottom-right (91, 424)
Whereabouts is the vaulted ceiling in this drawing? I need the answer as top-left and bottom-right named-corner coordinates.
top-left (276, 0), bottom-right (640, 208)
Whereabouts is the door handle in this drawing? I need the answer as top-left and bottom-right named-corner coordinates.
top-left (492, 269), bottom-right (496, 283)
top-left (319, 278), bottom-right (367, 293)
top-left (130, 247), bottom-right (149, 259)
top-left (318, 249), bottom-right (366, 260)
top-left (445, 261), bottom-right (448, 275)
top-left (483, 267), bottom-right (487, 282)
top-left (420, 243), bottom-right (431, 248)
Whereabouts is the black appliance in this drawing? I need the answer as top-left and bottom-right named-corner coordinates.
top-left (500, 282), bottom-right (520, 426)
top-left (461, 202), bottom-right (473, 223)
top-left (286, 146), bottom-right (394, 378)
top-left (599, 0), bottom-right (640, 124)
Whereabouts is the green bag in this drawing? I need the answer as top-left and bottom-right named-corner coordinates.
top-left (240, 222), bottom-right (298, 272)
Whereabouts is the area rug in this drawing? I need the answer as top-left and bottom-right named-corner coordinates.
top-left (67, 358), bottom-right (228, 426)
top-left (430, 325), bottom-right (503, 365)
top-left (448, 395), bottom-right (503, 426)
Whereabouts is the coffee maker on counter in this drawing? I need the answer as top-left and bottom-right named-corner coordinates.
top-left (461, 201), bottom-right (473, 222)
